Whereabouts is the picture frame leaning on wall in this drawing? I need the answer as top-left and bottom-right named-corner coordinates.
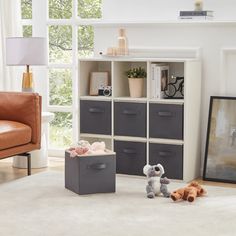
top-left (89, 72), bottom-right (109, 96)
top-left (203, 96), bottom-right (236, 183)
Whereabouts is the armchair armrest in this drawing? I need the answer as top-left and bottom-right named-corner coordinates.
top-left (0, 92), bottom-right (42, 144)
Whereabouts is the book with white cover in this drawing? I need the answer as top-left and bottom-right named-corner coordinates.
top-left (150, 64), bottom-right (158, 98)
top-left (150, 64), bottom-right (169, 99)
top-left (179, 15), bottom-right (213, 20)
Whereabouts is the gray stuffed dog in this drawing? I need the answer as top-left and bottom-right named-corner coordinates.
top-left (143, 164), bottom-right (170, 199)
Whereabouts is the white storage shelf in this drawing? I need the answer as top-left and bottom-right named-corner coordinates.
top-left (78, 57), bottom-right (201, 182)
top-left (76, 20), bottom-right (236, 27)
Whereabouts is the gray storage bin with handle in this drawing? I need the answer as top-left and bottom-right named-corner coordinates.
top-left (65, 150), bottom-right (116, 195)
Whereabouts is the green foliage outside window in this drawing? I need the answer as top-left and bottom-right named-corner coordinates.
top-left (78, 25), bottom-right (94, 57)
top-left (21, 0), bottom-right (32, 19)
top-left (49, 69), bottom-right (72, 106)
top-left (49, 25), bottom-right (72, 64)
top-left (21, 0), bottom-right (32, 38)
top-left (23, 25), bottom-right (32, 37)
top-left (49, 0), bottom-right (72, 19)
top-left (49, 112), bottom-right (73, 148)
top-left (78, 0), bottom-right (102, 18)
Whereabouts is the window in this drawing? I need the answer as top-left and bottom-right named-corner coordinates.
top-left (78, 0), bottom-right (102, 18)
top-left (78, 25), bottom-right (94, 57)
top-left (23, 25), bottom-right (32, 37)
top-left (20, 0), bottom-right (102, 153)
top-left (49, 112), bottom-right (73, 148)
top-left (21, 0), bottom-right (33, 37)
top-left (49, 69), bottom-right (72, 106)
top-left (49, 0), bottom-right (72, 19)
top-left (21, 0), bottom-right (32, 19)
top-left (48, 0), bottom-right (102, 150)
top-left (49, 25), bottom-right (72, 64)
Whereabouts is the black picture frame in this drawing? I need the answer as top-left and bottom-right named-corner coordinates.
top-left (203, 96), bottom-right (236, 184)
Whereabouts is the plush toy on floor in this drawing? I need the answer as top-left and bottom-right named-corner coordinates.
top-left (171, 181), bottom-right (206, 202)
top-left (143, 164), bottom-right (170, 199)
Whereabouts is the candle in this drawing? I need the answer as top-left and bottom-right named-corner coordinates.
top-left (195, 0), bottom-right (203, 11)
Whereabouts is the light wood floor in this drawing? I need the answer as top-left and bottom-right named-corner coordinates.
top-left (0, 157), bottom-right (236, 188)
top-left (0, 157), bottom-right (63, 185)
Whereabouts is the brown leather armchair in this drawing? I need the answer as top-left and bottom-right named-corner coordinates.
top-left (0, 92), bottom-right (42, 175)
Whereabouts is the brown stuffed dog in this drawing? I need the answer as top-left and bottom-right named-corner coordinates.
top-left (171, 181), bottom-right (206, 202)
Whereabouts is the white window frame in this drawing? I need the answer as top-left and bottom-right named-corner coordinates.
top-left (29, 0), bottom-right (101, 157)
top-left (21, 5), bottom-right (33, 36)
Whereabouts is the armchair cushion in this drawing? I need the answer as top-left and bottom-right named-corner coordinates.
top-left (0, 120), bottom-right (31, 151)
top-left (0, 92), bottom-right (41, 145)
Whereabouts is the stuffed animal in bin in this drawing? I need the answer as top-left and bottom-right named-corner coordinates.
top-left (171, 181), bottom-right (206, 202)
top-left (143, 164), bottom-right (170, 199)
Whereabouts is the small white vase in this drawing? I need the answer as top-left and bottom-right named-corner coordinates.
top-left (128, 78), bottom-right (144, 98)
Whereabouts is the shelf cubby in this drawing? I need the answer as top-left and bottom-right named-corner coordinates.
top-left (113, 61), bottom-right (147, 98)
top-left (79, 60), bottom-right (112, 96)
top-left (148, 61), bottom-right (185, 100)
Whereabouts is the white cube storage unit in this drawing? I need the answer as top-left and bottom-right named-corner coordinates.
top-left (79, 57), bottom-right (201, 182)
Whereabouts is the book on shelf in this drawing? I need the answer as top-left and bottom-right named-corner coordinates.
top-left (150, 64), bottom-right (158, 99)
top-left (179, 10), bottom-right (214, 17)
top-left (150, 64), bottom-right (169, 99)
top-left (179, 15), bottom-right (213, 20)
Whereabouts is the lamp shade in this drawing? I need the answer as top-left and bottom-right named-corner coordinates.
top-left (6, 37), bottom-right (47, 66)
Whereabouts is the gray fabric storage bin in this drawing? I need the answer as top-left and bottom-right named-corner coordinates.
top-left (114, 140), bottom-right (146, 176)
top-left (149, 143), bottom-right (183, 180)
top-left (114, 102), bottom-right (146, 137)
top-left (149, 103), bottom-right (183, 140)
top-left (80, 100), bottom-right (111, 135)
top-left (65, 150), bottom-right (116, 195)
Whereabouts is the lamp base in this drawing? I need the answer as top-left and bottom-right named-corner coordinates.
top-left (22, 72), bottom-right (34, 92)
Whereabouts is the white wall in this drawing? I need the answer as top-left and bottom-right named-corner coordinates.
top-left (94, 1), bottom-right (236, 172)
top-left (102, 0), bottom-right (236, 20)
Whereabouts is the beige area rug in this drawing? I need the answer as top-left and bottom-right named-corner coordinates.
top-left (0, 171), bottom-right (236, 236)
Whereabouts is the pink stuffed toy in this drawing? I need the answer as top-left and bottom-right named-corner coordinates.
top-left (68, 140), bottom-right (106, 157)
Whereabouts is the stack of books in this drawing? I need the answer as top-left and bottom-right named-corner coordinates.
top-left (150, 64), bottom-right (169, 99)
top-left (179, 10), bottom-right (214, 20)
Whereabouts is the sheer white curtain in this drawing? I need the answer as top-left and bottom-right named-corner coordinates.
top-left (0, 0), bottom-right (22, 91)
